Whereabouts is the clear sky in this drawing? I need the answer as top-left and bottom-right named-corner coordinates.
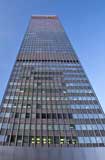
top-left (0, 0), bottom-right (105, 111)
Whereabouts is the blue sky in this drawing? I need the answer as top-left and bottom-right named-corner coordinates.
top-left (0, 0), bottom-right (105, 111)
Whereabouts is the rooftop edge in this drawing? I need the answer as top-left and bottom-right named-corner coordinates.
top-left (31, 15), bottom-right (58, 19)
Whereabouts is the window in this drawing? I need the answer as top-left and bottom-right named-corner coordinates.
top-left (36, 124), bottom-right (41, 130)
top-left (98, 114), bottom-right (105, 119)
top-left (60, 125), bottom-right (64, 130)
top-left (0, 135), bottom-right (5, 142)
top-left (5, 113), bottom-right (10, 118)
top-left (68, 113), bottom-right (72, 119)
top-left (58, 113), bottom-right (62, 119)
top-left (0, 112), bottom-right (5, 117)
top-left (96, 137), bottom-right (102, 143)
top-left (63, 113), bottom-right (67, 119)
top-left (90, 137), bottom-right (96, 143)
top-left (52, 113), bottom-right (57, 119)
top-left (25, 124), bottom-right (30, 130)
top-left (36, 113), bottom-right (40, 119)
top-left (21, 113), bottom-right (25, 118)
top-left (78, 137), bottom-right (84, 144)
top-left (97, 124), bottom-right (103, 130)
top-left (42, 113), bottom-right (46, 119)
top-left (54, 136), bottom-right (59, 144)
top-left (26, 113), bottom-right (30, 118)
top-left (2, 123), bottom-right (8, 129)
top-left (92, 125), bottom-right (98, 130)
top-left (102, 137), bottom-right (105, 143)
top-left (31, 124), bottom-right (35, 130)
top-left (84, 137), bottom-right (90, 143)
top-left (19, 124), bottom-right (24, 130)
top-left (72, 137), bottom-right (78, 144)
top-left (60, 137), bottom-right (64, 144)
top-left (23, 136), bottom-right (29, 144)
top-left (8, 123), bottom-right (13, 130)
top-left (13, 124), bottom-right (18, 130)
top-left (47, 113), bottom-right (51, 119)
top-left (54, 125), bottom-right (59, 130)
top-left (5, 135), bottom-right (10, 143)
top-left (0, 135), bottom-right (9, 143)
top-left (81, 125), bottom-right (87, 130)
top-left (42, 124), bottom-right (47, 130)
top-left (66, 137), bottom-right (72, 144)
top-left (15, 113), bottom-right (19, 118)
top-left (36, 136), bottom-right (40, 144)
top-left (32, 114), bottom-right (36, 118)
top-left (75, 125), bottom-right (81, 130)
top-left (48, 125), bottom-right (53, 130)
top-left (17, 136), bottom-right (22, 144)
top-left (27, 104), bottom-right (31, 109)
top-left (87, 125), bottom-right (92, 130)
top-left (83, 114), bottom-right (88, 119)
top-left (69, 124), bottom-right (75, 129)
top-left (11, 135), bottom-right (16, 143)
top-left (30, 136), bottom-right (35, 144)
top-left (48, 136), bottom-right (53, 144)
top-left (42, 137), bottom-right (47, 144)
top-left (65, 125), bottom-right (69, 131)
top-left (36, 103), bottom-right (41, 109)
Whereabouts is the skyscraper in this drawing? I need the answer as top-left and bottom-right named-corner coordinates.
top-left (0, 15), bottom-right (105, 159)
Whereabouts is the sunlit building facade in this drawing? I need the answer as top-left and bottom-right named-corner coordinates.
top-left (0, 15), bottom-right (105, 159)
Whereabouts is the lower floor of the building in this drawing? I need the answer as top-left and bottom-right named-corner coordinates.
top-left (0, 146), bottom-right (105, 160)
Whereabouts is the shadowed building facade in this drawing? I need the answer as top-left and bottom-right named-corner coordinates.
top-left (0, 15), bottom-right (105, 160)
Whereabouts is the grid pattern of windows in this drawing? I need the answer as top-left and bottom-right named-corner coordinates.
top-left (0, 15), bottom-right (105, 147)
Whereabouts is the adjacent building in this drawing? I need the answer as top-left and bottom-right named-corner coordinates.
top-left (0, 15), bottom-right (105, 160)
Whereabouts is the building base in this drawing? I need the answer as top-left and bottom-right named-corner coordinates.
top-left (0, 146), bottom-right (105, 160)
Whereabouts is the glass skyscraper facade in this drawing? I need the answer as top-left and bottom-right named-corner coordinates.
top-left (0, 15), bottom-right (105, 159)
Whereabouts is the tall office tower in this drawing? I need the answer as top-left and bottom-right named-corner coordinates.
top-left (0, 15), bottom-right (105, 160)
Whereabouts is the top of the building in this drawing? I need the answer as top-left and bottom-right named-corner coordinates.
top-left (31, 15), bottom-right (58, 19)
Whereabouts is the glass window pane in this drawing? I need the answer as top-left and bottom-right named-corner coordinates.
top-left (78, 137), bottom-right (84, 143)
